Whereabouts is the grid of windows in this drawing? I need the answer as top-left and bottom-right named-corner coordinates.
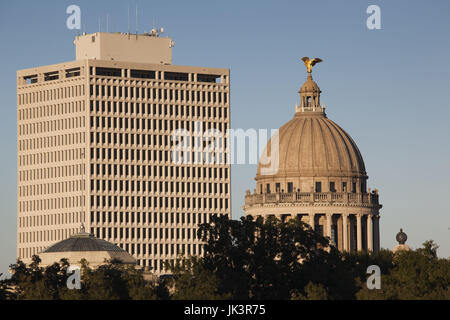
top-left (17, 62), bottom-right (231, 274)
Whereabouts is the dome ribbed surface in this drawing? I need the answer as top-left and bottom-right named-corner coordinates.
top-left (257, 112), bottom-right (366, 179)
top-left (43, 233), bottom-right (125, 253)
top-left (299, 77), bottom-right (320, 93)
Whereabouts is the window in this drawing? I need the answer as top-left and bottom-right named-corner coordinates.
top-left (342, 182), bottom-right (347, 192)
top-left (165, 72), bottom-right (188, 81)
top-left (287, 182), bottom-right (293, 193)
top-left (197, 74), bottom-right (220, 83)
top-left (330, 182), bottom-right (336, 192)
top-left (275, 183), bottom-right (280, 193)
top-left (352, 182), bottom-right (357, 193)
top-left (130, 69), bottom-right (155, 79)
top-left (96, 67), bottom-right (121, 77)
top-left (66, 68), bottom-right (81, 78)
top-left (315, 182), bottom-right (322, 193)
top-left (266, 184), bottom-right (271, 194)
top-left (44, 71), bottom-right (59, 81)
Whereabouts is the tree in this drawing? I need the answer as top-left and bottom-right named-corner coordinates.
top-left (357, 241), bottom-right (450, 300)
top-left (6, 257), bottom-right (160, 300)
top-left (6, 255), bottom-right (68, 300)
top-left (170, 257), bottom-right (231, 300)
top-left (196, 214), bottom-right (333, 299)
top-left (0, 274), bottom-right (11, 300)
top-left (291, 282), bottom-right (329, 300)
top-left (61, 259), bottom-right (158, 300)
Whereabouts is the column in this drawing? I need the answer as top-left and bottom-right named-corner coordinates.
top-left (309, 214), bottom-right (315, 230)
top-left (342, 214), bottom-right (348, 251)
top-left (326, 214), bottom-right (332, 239)
top-left (374, 215), bottom-right (380, 252)
top-left (356, 214), bottom-right (362, 251)
top-left (367, 215), bottom-right (373, 252)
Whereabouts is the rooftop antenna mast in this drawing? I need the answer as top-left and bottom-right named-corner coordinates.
top-left (127, 6), bottom-right (130, 38)
top-left (135, 4), bottom-right (138, 39)
top-left (106, 13), bottom-right (109, 32)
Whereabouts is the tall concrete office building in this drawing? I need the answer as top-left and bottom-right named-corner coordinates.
top-left (17, 31), bottom-right (230, 274)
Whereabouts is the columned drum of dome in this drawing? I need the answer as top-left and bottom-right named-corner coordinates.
top-left (244, 59), bottom-right (382, 252)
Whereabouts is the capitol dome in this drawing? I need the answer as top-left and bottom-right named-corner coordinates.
top-left (245, 59), bottom-right (382, 253)
top-left (256, 111), bottom-right (367, 180)
top-left (38, 225), bottom-right (136, 268)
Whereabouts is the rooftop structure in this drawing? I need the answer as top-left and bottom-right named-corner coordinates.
top-left (74, 31), bottom-right (174, 65)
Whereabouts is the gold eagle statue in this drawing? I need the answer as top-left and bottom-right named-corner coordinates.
top-left (301, 57), bottom-right (323, 73)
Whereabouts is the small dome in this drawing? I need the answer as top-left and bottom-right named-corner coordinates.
top-left (299, 74), bottom-right (321, 94)
top-left (257, 111), bottom-right (367, 179)
top-left (43, 233), bottom-right (126, 253)
top-left (39, 227), bottom-right (136, 267)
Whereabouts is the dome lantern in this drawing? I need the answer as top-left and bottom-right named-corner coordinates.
top-left (296, 57), bottom-right (324, 113)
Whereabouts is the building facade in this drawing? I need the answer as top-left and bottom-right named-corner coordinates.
top-left (244, 62), bottom-right (381, 252)
top-left (17, 31), bottom-right (231, 274)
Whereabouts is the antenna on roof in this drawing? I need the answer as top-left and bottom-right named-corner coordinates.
top-left (127, 6), bottom-right (130, 35)
top-left (106, 13), bottom-right (109, 33)
top-left (135, 4), bottom-right (138, 39)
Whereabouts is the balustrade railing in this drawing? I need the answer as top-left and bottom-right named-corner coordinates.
top-left (245, 191), bottom-right (379, 207)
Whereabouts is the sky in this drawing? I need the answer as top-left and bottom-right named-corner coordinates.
top-left (0, 0), bottom-right (449, 276)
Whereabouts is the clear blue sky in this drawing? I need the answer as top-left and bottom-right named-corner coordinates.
top-left (1, 0), bottom-right (449, 276)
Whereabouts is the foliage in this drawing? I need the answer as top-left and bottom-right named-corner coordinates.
top-left (357, 240), bottom-right (450, 300)
top-left (170, 215), bottom-right (450, 300)
top-left (1, 217), bottom-right (448, 300)
top-left (195, 215), bottom-right (328, 299)
top-left (170, 256), bottom-right (231, 300)
top-left (1, 256), bottom-right (160, 300)
top-left (291, 282), bottom-right (329, 300)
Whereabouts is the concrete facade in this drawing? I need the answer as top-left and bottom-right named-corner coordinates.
top-left (244, 71), bottom-right (382, 252)
top-left (17, 32), bottom-right (231, 275)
